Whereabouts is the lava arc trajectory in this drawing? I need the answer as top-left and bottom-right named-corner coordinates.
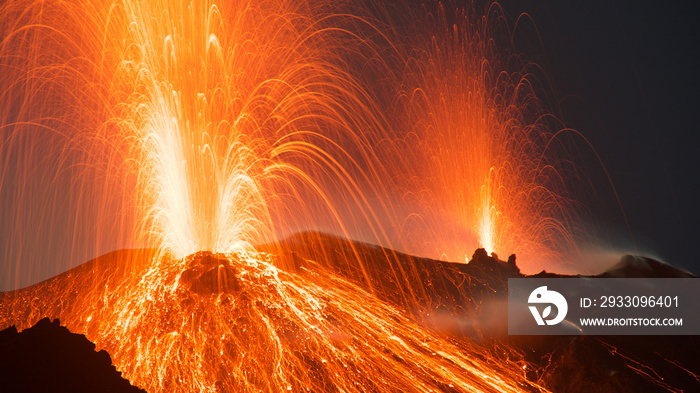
top-left (1, 0), bottom-right (592, 391)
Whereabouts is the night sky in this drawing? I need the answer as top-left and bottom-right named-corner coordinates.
top-left (499, 0), bottom-right (700, 273)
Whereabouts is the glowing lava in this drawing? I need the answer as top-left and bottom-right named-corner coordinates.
top-left (0, 250), bottom-right (543, 392)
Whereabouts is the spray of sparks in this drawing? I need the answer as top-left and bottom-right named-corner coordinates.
top-left (389, 3), bottom-right (587, 266)
top-left (0, 0), bottom-right (396, 281)
top-left (0, 0), bottom-right (592, 391)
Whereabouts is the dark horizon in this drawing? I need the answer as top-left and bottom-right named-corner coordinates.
top-left (498, 0), bottom-right (700, 272)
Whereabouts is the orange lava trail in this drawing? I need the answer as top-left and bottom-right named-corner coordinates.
top-left (0, 250), bottom-right (544, 392)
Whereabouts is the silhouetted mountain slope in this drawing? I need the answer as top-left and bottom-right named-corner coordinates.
top-left (0, 317), bottom-right (145, 393)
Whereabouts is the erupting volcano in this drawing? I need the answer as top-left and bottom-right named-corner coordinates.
top-left (1, 0), bottom-right (697, 392)
top-left (0, 247), bottom-right (544, 392)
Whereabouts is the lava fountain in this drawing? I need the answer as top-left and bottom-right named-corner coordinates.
top-left (0, 0), bottom-right (397, 288)
top-left (96, 0), bottom-right (400, 261)
top-left (390, 2), bottom-right (591, 271)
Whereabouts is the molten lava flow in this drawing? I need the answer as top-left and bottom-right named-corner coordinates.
top-left (0, 251), bottom-right (543, 392)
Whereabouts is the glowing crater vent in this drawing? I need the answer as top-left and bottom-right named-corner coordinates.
top-left (178, 252), bottom-right (240, 294)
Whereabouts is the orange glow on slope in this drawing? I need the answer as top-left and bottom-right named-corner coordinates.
top-left (0, 250), bottom-right (544, 392)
